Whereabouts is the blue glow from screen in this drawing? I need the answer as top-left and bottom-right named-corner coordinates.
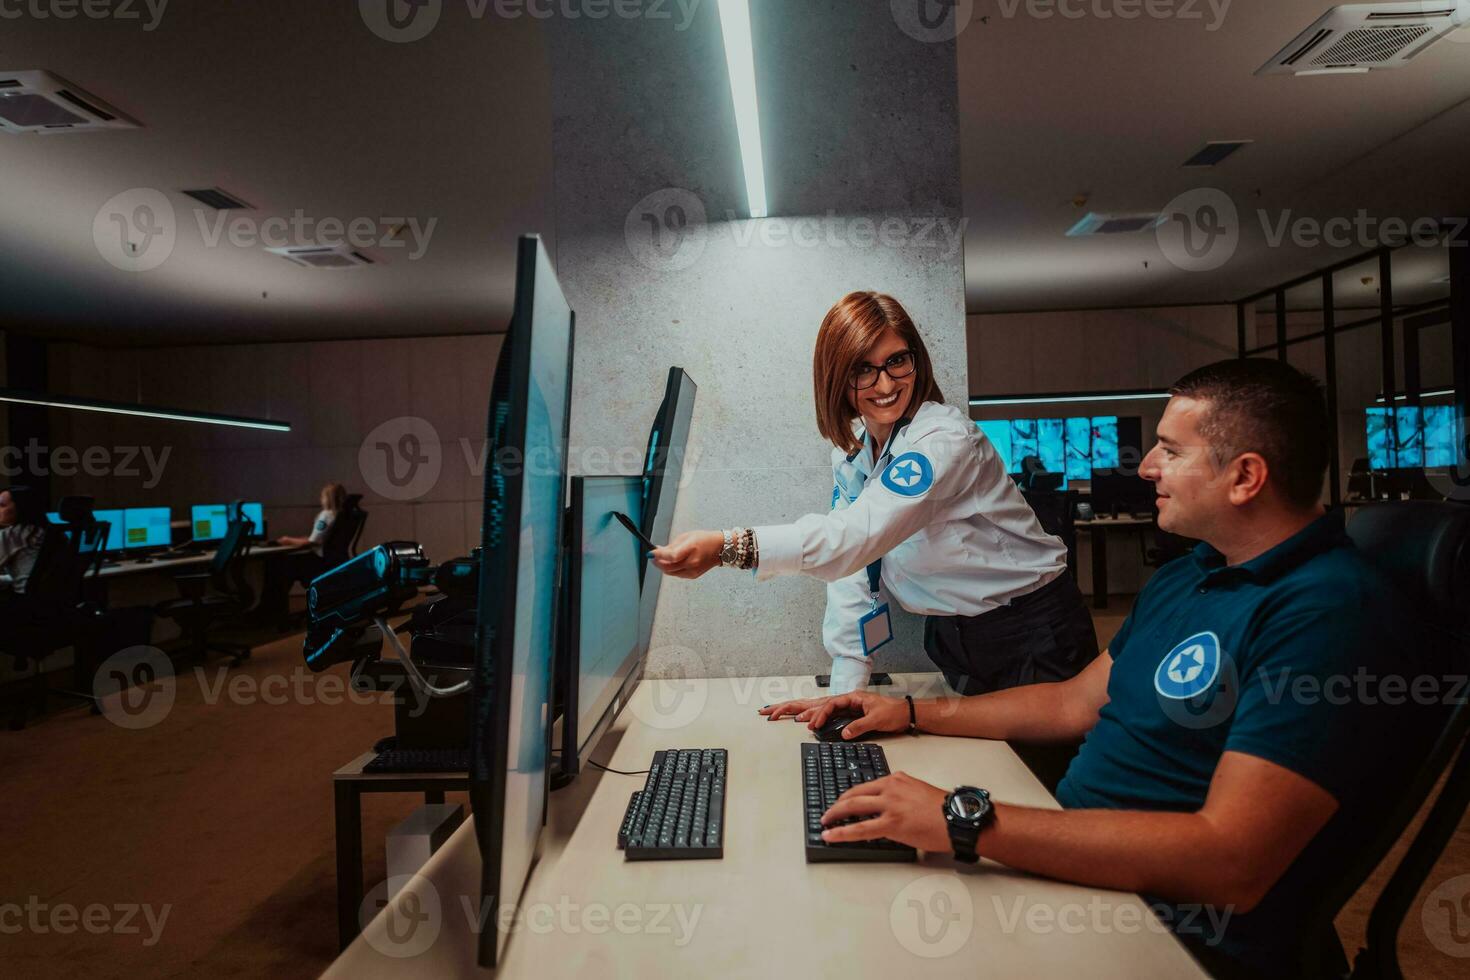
top-left (1423, 406), bottom-right (1458, 468)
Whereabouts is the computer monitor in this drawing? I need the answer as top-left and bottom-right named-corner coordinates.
top-left (192, 502), bottom-right (266, 542)
top-left (1090, 470), bottom-right (1155, 518)
top-left (94, 509), bottom-right (125, 552)
top-left (472, 234), bottom-right (574, 969)
top-left (238, 501), bottom-right (265, 537)
top-left (637, 367), bottom-right (697, 650)
top-left (123, 507), bottom-right (171, 550)
top-left (557, 475), bottom-right (644, 780)
top-left (191, 504), bottom-right (231, 542)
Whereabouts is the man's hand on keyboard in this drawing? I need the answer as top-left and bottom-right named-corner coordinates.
top-left (819, 772), bottom-right (951, 853)
top-left (759, 691), bottom-right (909, 738)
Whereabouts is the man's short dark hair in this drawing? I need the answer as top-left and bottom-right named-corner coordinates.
top-left (1168, 358), bottom-right (1329, 509)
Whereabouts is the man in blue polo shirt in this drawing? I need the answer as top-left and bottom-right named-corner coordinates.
top-left (761, 359), bottom-right (1447, 978)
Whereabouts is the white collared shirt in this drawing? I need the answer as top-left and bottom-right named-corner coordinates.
top-left (754, 401), bottom-right (1067, 691)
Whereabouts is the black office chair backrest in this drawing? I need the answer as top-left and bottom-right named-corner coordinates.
top-left (20, 522), bottom-right (79, 614)
top-left (210, 517), bottom-right (255, 606)
top-left (345, 494), bottom-right (367, 556)
top-left (1022, 489), bottom-right (1078, 554)
top-left (56, 496), bottom-right (96, 525)
top-left (1306, 501), bottom-right (1470, 977)
top-left (320, 496), bottom-right (367, 566)
top-left (211, 518), bottom-right (252, 577)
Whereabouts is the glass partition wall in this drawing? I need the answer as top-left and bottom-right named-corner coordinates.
top-left (1236, 237), bottom-right (1461, 506)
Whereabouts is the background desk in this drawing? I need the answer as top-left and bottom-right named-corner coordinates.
top-left (327, 673), bottom-right (1205, 978)
top-left (1076, 516), bottom-right (1152, 609)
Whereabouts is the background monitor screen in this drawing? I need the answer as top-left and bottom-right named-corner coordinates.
top-left (563, 476), bottom-right (644, 772)
top-left (196, 502), bottom-right (265, 541)
top-left (191, 504), bottom-right (231, 542)
top-left (974, 414), bottom-right (1137, 482)
top-left (473, 235), bottom-right (574, 968)
top-left (1367, 405), bottom-right (1457, 470)
top-left (1423, 406), bottom-right (1458, 468)
top-left (637, 367), bottom-right (697, 655)
top-left (123, 508), bottom-right (171, 549)
top-left (239, 502), bottom-right (265, 536)
top-left (93, 509), bottom-right (126, 551)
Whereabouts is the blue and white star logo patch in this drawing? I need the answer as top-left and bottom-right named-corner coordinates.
top-left (1154, 631), bottom-right (1222, 700)
top-left (880, 452), bottom-right (934, 497)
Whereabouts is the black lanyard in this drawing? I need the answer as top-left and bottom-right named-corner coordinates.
top-left (853, 418), bottom-right (909, 606)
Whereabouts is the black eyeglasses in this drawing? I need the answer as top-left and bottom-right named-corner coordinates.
top-left (849, 350), bottom-right (916, 390)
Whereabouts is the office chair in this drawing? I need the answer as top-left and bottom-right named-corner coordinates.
top-left (1021, 489), bottom-right (1079, 576)
top-left (154, 517), bottom-right (255, 666)
top-left (320, 494), bottom-right (368, 568)
top-left (1140, 513), bottom-right (1193, 569)
top-left (1295, 501), bottom-right (1470, 979)
top-left (346, 494), bottom-right (368, 557)
top-left (3, 503), bottom-right (108, 728)
top-left (1347, 458), bottom-right (1374, 502)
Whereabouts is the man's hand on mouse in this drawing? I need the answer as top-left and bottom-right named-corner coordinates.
top-left (758, 691), bottom-right (909, 739)
top-left (820, 772), bottom-right (952, 853)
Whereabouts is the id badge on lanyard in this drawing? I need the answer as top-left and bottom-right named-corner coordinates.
top-left (858, 560), bottom-right (893, 658)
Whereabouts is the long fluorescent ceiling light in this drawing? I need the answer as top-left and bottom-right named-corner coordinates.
top-left (0, 389), bottom-right (292, 432)
top-left (1375, 388), bottom-right (1455, 403)
top-left (970, 390), bottom-right (1172, 408)
top-left (718, 0), bottom-right (769, 219)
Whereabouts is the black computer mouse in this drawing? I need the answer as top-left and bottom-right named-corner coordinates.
top-left (813, 711), bottom-right (876, 742)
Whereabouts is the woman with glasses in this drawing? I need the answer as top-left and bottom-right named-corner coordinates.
top-left (652, 292), bottom-right (1097, 777)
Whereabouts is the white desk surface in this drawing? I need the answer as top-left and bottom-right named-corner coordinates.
top-left (328, 673), bottom-right (1205, 979)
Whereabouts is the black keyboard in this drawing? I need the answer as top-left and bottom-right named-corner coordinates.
top-left (802, 742), bottom-right (916, 862)
top-left (617, 748), bottom-right (726, 860)
top-left (363, 747), bottom-right (470, 773)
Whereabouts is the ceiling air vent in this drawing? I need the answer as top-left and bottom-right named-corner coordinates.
top-left (0, 70), bottom-right (140, 133)
top-left (1183, 140), bottom-right (1253, 167)
top-left (182, 187), bottom-right (254, 210)
top-left (1256, 3), bottom-right (1470, 75)
top-left (267, 245), bottom-right (375, 269)
top-left (1066, 212), bottom-right (1164, 237)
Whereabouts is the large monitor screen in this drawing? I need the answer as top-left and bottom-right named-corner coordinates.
top-left (1368, 405), bottom-right (1458, 470)
top-left (974, 414), bottom-right (1136, 484)
top-left (123, 508), bottom-right (171, 549)
top-left (473, 235), bottom-right (574, 969)
top-left (563, 475), bottom-right (644, 771)
top-left (637, 368), bottom-right (696, 656)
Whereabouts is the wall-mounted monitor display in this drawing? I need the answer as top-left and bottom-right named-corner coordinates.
top-left (975, 415), bottom-right (1139, 485)
top-left (1366, 405), bottom-right (1458, 471)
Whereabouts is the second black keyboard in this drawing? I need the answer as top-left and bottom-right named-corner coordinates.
top-left (802, 741), bottom-right (916, 862)
top-left (618, 748), bottom-right (727, 860)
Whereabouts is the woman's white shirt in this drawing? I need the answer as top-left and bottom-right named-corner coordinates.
top-left (753, 400), bottom-right (1067, 691)
top-left (308, 510), bottom-right (336, 556)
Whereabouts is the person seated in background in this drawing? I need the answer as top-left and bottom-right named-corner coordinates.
top-left (260, 482), bottom-right (348, 626)
top-left (0, 485), bottom-right (47, 602)
top-left (275, 481), bottom-right (347, 553)
top-left (761, 360), bottom-right (1448, 979)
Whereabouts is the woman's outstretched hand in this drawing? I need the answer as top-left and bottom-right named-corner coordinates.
top-left (650, 530), bottom-right (725, 579)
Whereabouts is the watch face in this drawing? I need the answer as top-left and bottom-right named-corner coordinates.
top-left (949, 792), bottom-right (985, 820)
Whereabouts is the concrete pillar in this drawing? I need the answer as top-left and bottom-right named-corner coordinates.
top-left (548, 0), bottom-right (967, 678)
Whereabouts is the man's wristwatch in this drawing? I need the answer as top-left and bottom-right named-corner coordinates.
top-left (943, 786), bottom-right (994, 864)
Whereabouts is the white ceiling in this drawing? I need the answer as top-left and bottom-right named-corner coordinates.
top-left (0, 0), bottom-right (1466, 345)
top-left (959, 0), bottom-right (1470, 312)
top-left (0, 1), bottom-right (552, 345)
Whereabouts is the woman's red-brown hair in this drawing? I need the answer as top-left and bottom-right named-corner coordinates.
top-left (813, 291), bottom-right (943, 455)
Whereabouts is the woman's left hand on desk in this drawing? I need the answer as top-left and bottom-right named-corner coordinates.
top-left (820, 771), bottom-right (952, 853)
top-left (650, 530), bottom-right (723, 579)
